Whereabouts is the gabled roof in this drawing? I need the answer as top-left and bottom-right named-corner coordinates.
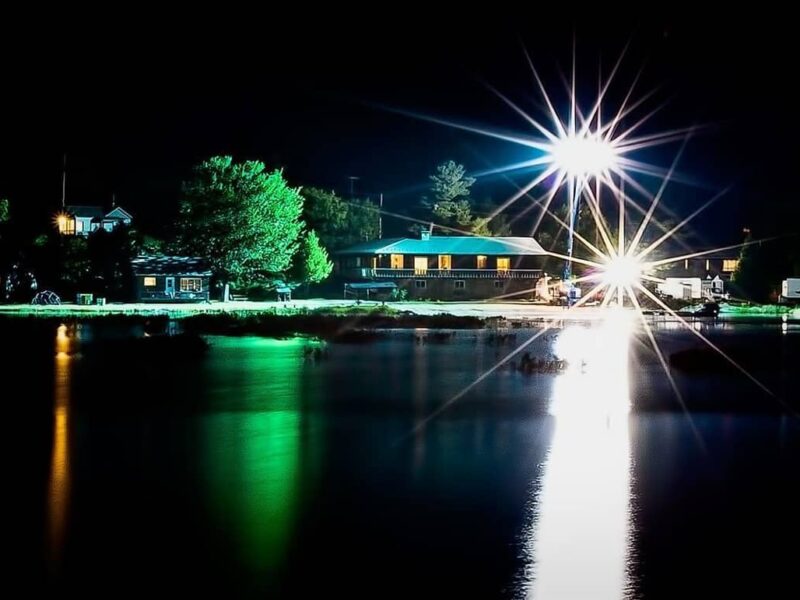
top-left (131, 255), bottom-right (212, 276)
top-left (105, 206), bottom-right (133, 220)
top-left (336, 236), bottom-right (546, 256)
top-left (65, 205), bottom-right (105, 218)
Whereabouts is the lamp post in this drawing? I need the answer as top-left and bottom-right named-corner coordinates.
top-left (549, 133), bottom-right (618, 302)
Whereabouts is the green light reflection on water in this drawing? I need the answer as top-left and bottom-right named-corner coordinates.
top-left (201, 337), bottom-right (316, 574)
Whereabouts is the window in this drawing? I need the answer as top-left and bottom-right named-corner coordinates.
top-left (144, 277), bottom-right (157, 287)
top-left (684, 259), bottom-right (689, 270)
top-left (705, 259), bottom-right (710, 271)
top-left (180, 278), bottom-right (202, 292)
top-left (438, 255), bottom-right (452, 270)
top-left (722, 259), bottom-right (739, 272)
top-left (494, 280), bottom-right (504, 289)
top-left (390, 254), bottom-right (404, 269)
top-left (75, 220), bottom-right (84, 233)
top-left (454, 280), bottom-right (465, 290)
top-left (476, 255), bottom-right (487, 269)
top-left (371, 257), bottom-right (378, 269)
top-left (415, 279), bottom-right (426, 289)
top-left (414, 256), bottom-right (428, 275)
top-left (497, 257), bottom-right (510, 274)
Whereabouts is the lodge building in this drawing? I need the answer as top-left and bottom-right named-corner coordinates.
top-left (336, 232), bottom-right (550, 300)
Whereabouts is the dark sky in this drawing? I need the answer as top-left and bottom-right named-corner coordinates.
top-left (1, 13), bottom-right (797, 244)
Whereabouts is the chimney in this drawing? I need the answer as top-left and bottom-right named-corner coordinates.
top-left (420, 222), bottom-right (433, 241)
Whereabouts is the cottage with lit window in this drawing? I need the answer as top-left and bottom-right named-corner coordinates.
top-left (56, 205), bottom-right (133, 236)
top-left (336, 232), bottom-right (548, 300)
top-left (655, 254), bottom-right (740, 300)
top-left (131, 256), bottom-right (212, 303)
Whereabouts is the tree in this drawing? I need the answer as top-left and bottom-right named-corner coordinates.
top-left (416, 161), bottom-right (510, 236)
top-left (302, 187), bottom-right (379, 250)
top-left (291, 230), bottom-right (333, 288)
top-left (427, 161), bottom-right (476, 233)
top-left (0, 198), bottom-right (8, 224)
top-left (176, 156), bottom-right (304, 289)
top-left (431, 160), bottom-right (475, 204)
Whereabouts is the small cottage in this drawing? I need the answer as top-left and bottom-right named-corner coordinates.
top-left (131, 256), bottom-right (212, 303)
top-left (57, 205), bottom-right (133, 236)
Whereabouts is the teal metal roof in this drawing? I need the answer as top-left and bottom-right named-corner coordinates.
top-left (336, 236), bottom-right (546, 256)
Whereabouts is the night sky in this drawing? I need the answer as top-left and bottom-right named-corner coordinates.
top-left (1, 14), bottom-right (797, 245)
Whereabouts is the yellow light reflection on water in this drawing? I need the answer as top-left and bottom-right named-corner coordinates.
top-left (48, 324), bottom-right (73, 569)
top-left (523, 310), bottom-right (634, 599)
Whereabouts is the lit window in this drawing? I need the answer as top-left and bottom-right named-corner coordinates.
top-left (75, 220), bottom-right (84, 233)
top-left (476, 255), bottom-right (487, 269)
top-left (454, 280), bottom-right (465, 289)
top-left (414, 256), bottom-right (428, 275)
top-left (415, 280), bottom-right (426, 289)
top-left (438, 255), bottom-right (452, 270)
top-left (390, 254), bottom-right (404, 269)
top-left (722, 259), bottom-right (739, 272)
top-left (497, 257), bottom-right (510, 274)
top-left (144, 277), bottom-right (157, 287)
top-left (180, 278), bottom-right (202, 292)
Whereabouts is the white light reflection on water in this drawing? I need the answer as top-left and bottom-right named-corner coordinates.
top-left (522, 310), bottom-right (634, 599)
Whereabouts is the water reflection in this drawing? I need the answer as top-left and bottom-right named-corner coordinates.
top-left (201, 338), bottom-right (307, 575)
top-left (523, 312), bottom-right (634, 599)
top-left (48, 324), bottom-right (73, 569)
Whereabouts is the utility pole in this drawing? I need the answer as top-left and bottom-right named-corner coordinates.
top-left (61, 154), bottom-right (67, 208)
top-left (347, 176), bottom-right (360, 197)
top-left (378, 193), bottom-right (383, 239)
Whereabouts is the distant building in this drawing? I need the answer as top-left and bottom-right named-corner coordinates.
top-left (655, 255), bottom-right (739, 300)
top-left (782, 278), bottom-right (800, 302)
top-left (56, 205), bottom-right (133, 236)
top-left (336, 232), bottom-right (548, 300)
top-left (131, 256), bottom-right (212, 303)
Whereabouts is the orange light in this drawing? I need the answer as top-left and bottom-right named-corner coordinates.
top-left (54, 212), bottom-right (70, 233)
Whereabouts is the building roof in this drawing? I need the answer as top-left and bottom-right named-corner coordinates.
top-left (65, 205), bottom-right (105, 218)
top-left (336, 236), bottom-right (546, 256)
top-left (131, 255), bottom-right (212, 276)
top-left (344, 282), bottom-right (398, 289)
top-left (105, 206), bottom-right (133, 220)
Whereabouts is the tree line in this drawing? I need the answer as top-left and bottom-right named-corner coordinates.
top-left (1, 156), bottom-right (797, 302)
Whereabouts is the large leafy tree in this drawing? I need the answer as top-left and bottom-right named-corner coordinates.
top-left (291, 229), bottom-right (333, 287)
top-left (302, 187), bottom-right (379, 250)
top-left (176, 156), bottom-right (304, 287)
top-left (0, 198), bottom-right (8, 224)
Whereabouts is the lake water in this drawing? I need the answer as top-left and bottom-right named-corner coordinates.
top-left (8, 316), bottom-right (800, 598)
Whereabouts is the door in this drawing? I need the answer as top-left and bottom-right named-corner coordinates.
top-left (165, 277), bottom-right (176, 297)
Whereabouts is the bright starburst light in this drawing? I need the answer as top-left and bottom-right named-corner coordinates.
top-left (395, 42), bottom-right (778, 439)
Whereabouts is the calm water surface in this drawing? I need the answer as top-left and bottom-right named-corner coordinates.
top-left (9, 317), bottom-right (800, 598)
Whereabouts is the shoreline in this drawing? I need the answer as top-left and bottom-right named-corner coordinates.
top-left (0, 300), bottom-right (797, 336)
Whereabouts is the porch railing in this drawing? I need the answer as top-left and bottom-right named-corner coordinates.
top-left (349, 268), bottom-right (542, 279)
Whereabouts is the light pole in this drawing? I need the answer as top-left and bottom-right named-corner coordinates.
top-left (347, 176), bottom-right (360, 197)
top-left (549, 133), bottom-right (618, 300)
